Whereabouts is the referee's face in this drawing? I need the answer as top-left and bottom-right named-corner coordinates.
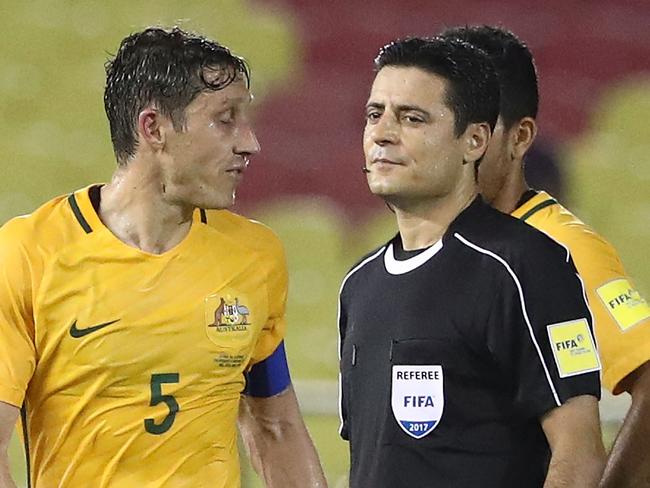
top-left (363, 67), bottom-right (473, 206)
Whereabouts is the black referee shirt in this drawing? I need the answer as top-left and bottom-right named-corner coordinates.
top-left (338, 197), bottom-right (601, 488)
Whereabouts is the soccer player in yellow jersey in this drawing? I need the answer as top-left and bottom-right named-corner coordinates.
top-left (0, 27), bottom-right (327, 488)
top-left (442, 25), bottom-right (650, 487)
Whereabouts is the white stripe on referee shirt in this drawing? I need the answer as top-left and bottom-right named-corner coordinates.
top-left (453, 232), bottom-right (562, 407)
top-left (526, 227), bottom-right (599, 354)
top-left (337, 246), bottom-right (386, 435)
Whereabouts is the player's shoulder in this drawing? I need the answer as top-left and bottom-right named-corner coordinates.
top-left (516, 191), bottom-right (621, 264)
top-left (541, 198), bottom-right (616, 253)
top-left (201, 208), bottom-right (285, 259)
top-left (0, 191), bottom-right (81, 257)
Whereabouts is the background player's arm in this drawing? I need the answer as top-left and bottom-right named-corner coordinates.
top-left (0, 401), bottom-right (18, 488)
top-left (238, 386), bottom-right (327, 488)
top-left (541, 395), bottom-right (605, 488)
top-left (600, 361), bottom-right (650, 488)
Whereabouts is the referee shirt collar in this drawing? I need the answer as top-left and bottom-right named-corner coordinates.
top-left (384, 196), bottom-right (486, 275)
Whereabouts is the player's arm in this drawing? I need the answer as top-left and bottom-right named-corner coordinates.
top-left (238, 343), bottom-right (327, 488)
top-left (541, 395), bottom-right (605, 488)
top-left (600, 360), bottom-right (650, 487)
top-left (0, 222), bottom-right (36, 488)
top-left (0, 401), bottom-right (18, 488)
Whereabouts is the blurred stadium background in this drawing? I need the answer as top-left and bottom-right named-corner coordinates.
top-left (1, 0), bottom-right (649, 486)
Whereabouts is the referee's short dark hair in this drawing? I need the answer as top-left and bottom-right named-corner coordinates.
top-left (440, 25), bottom-right (539, 130)
top-left (374, 37), bottom-right (500, 137)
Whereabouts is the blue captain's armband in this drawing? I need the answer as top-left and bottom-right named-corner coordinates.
top-left (244, 341), bottom-right (291, 397)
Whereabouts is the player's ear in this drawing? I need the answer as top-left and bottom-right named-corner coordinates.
top-left (462, 122), bottom-right (491, 166)
top-left (510, 117), bottom-right (538, 161)
top-left (137, 107), bottom-right (169, 151)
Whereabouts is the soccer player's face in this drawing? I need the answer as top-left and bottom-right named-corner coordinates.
top-left (363, 67), bottom-right (470, 205)
top-left (477, 117), bottom-right (511, 204)
top-left (161, 74), bottom-right (260, 209)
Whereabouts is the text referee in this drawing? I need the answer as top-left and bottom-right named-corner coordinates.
top-left (338, 37), bottom-right (605, 487)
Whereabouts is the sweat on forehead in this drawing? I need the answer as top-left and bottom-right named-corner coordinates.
top-left (104, 26), bottom-right (250, 165)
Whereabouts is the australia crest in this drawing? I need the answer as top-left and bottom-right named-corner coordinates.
top-left (205, 292), bottom-right (252, 348)
top-left (210, 296), bottom-right (250, 330)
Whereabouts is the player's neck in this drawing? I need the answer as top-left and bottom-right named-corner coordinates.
top-left (393, 176), bottom-right (477, 251)
top-left (490, 161), bottom-right (530, 214)
top-left (98, 161), bottom-right (194, 255)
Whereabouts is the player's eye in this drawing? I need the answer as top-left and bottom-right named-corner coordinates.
top-left (218, 109), bottom-right (235, 125)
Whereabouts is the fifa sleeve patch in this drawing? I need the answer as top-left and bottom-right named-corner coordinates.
top-left (547, 319), bottom-right (601, 378)
top-left (244, 341), bottom-right (291, 397)
top-left (597, 279), bottom-right (650, 332)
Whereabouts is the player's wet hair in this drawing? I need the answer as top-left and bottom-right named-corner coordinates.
top-left (374, 37), bottom-right (500, 137)
top-left (104, 27), bottom-right (250, 164)
top-left (440, 25), bottom-right (538, 130)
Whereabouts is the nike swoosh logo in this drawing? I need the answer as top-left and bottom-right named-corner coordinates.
top-left (69, 319), bottom-right (120, 338)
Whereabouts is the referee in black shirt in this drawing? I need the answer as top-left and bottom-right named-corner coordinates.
top-left (338, 37), bottom-right (605, 487)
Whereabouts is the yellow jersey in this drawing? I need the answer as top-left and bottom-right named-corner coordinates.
top-left (512, 191), bottom-right (650, 393)
top-left (0, 185), bottom-right (287, 487)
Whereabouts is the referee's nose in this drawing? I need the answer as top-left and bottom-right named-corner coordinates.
top-left (369, 113), bottom-right (400, 146)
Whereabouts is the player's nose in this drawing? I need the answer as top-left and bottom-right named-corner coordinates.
top-left (235, 123), bottom-right (261, 157)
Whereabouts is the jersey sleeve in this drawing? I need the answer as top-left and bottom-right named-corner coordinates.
top-left (484, 242), bottom-right (600, 420)
top-left (243, 341), bottom-right (291, 397)
top-left (249, 235), bottom-right (288, 366)
top-left (555, 226), bottom-right (650, 394)
top-left (0, 219), bottom-right (37, 407)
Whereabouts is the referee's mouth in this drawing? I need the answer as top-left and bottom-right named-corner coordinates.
top-left (372, 158), bottom-right (404, 166)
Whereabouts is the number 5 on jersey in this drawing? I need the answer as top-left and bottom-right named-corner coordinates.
top-left (145, 373), bottom-right (180, 435)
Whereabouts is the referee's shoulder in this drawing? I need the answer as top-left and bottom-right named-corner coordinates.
top-left (340, 243), bottom-right (387, 292)
top-left (456, 202), bottom-right (570, 267)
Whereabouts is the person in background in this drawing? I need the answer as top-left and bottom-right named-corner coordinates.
top-left (442, 25), bottom-right (650, 488)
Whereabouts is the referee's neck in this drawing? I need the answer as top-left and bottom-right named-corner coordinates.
top-left (394, 187), bottom-right (477, 251)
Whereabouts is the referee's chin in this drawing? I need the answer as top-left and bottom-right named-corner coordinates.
top-left (368, 186), bottom-right (417, 213)
top-left (367, 180), bottom-right (398, 199)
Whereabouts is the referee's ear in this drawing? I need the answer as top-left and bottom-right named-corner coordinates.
top-left (462, 121), bottom-right (491, 166)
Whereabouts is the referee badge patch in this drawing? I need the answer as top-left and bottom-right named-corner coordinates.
top-left (597, 278), bottom-right (650, 332)
top-left (547, 319), bottom-right (601, 378)
top-left (391, 365), bottom-right (443, 439)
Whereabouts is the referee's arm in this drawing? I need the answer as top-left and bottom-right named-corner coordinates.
top-left (527, 250), bottom-right (605, 487)
top-left (541, 395), bottom-right (604, 488)
top-left (487, 243), bottom-right (606, 487)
